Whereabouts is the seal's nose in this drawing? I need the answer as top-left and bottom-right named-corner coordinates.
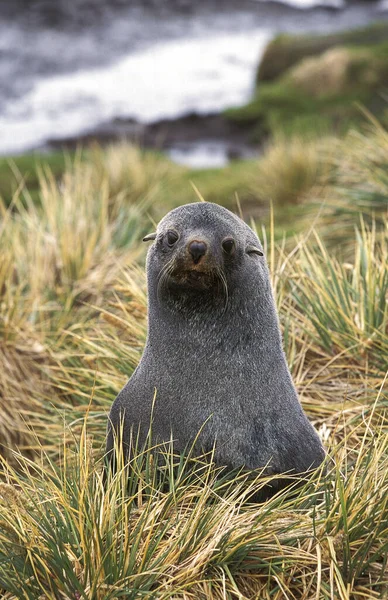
top-left (188, 240), bottom-right (207, 264)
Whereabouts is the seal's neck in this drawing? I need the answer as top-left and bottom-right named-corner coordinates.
top-left (146, 280), bottom-right (282, 356)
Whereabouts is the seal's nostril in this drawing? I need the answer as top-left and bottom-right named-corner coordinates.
top-left (188, 240), bottom-right (207, 264)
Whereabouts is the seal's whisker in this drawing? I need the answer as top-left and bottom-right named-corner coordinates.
top-left (157, 262), bottom-right (169, 302)
top-left (157, 259), bottom-right (173, 284)
top-left (157, 267), bottom-right (169, 302)
top-left (157, 259), bottom-right (174, 303)
top-left (216, 266), bottom-right (229, 315)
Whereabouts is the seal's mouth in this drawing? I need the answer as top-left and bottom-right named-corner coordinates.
top-left (157, 256), bottom-right (229, 312)
top-left (158, 258), bottom-right (227, 294)
top-left (187, 270), bottom-right (206, 281)
top-left (169, 267), bottom-right (214, 289)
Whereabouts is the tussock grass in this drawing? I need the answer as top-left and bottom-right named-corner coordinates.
top-left (87, 143), bottom-right (182, 207)
top-left (291, 223), bottom-right (388, 374)
top-left (0, 204), bottom-right (51, 459)
top-left (0, 158), bottom-right (147, 459)
top-left (254, 133), bottom-right (329, 206)
top-left (261, 120), bottom-right (388, 245)
top-left (322, 121), bottom-right (388, 243)
top-left (0, 125), bottom-right (387, 596)
top-left (0, 411), bottom-right (386, 599)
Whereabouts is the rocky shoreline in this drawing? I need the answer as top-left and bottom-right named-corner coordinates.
top-left (47, 112), bottom-right (260, 166)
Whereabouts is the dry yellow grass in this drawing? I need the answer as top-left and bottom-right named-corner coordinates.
top-left (253, 133), bottom-right (330, 206)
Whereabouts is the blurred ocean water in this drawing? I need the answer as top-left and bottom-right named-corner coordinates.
top-left (0, 31), bottom-right (271, 154)
top-left (0, 0), bottom-right (383, 158)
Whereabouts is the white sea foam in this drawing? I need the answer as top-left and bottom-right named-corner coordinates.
top-left (257, 0), bottom-right (344, 8)
top-left (168, 142), bottom-right (230, 169)
top-left (0, 30), bottom-right (271, 155)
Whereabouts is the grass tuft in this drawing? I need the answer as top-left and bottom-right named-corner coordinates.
top-left (0, 412), bottom-right (387, 598)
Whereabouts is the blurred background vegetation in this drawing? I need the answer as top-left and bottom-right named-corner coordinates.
top-left (0, 2), bottom-right (387, 598)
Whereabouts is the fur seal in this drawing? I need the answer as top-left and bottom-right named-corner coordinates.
top-left (106, 202), bottom-right (325, 480)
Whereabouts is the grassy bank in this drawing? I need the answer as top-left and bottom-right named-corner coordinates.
top-left (226, 21), bottom-right (388, 138)
top-left (0, 120), bottom-right (387, 597)
top-left (257, 21), bottom-right (388, 83)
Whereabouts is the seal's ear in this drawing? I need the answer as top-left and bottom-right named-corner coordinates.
top-left (143, 233), bottom-right (157, 242)
top-left (246, 245), bottom-right (264, 256)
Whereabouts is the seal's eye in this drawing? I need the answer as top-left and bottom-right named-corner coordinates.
top-left (222, 238), bottom-right (235, 254)
top-left (166, 230), bottom-right (179, 246)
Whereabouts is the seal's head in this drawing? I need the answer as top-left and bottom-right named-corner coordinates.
top-left (143, 202), bottom-right (266, 313)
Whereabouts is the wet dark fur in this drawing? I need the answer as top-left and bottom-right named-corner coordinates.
top-left (106, 202), bottom-right (325, 484)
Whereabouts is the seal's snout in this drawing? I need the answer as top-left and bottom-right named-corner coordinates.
top-left (188, 240), bottom-right (207, 264)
